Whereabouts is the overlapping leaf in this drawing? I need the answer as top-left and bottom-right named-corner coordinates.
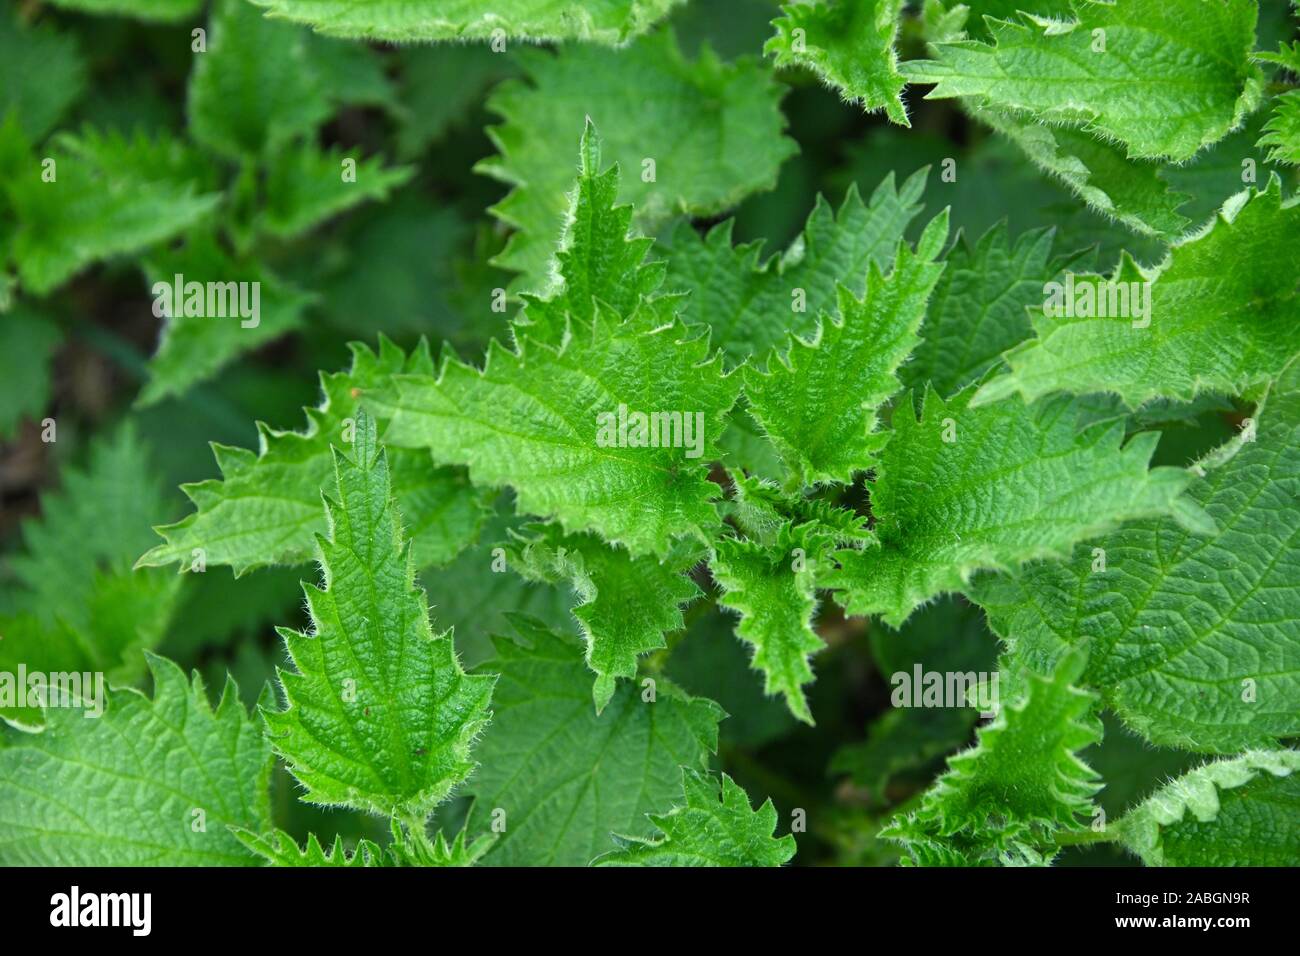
top-left (766, 0), bottom-right (909, 125)
top-left (265, 415), bottom-right (494, 817)
top-left (507, 524), bottom-right (703, 711)
top-left (901, 0), bottom-right (1264, 162)
top-left (595, 769), bottom-right (795, 866)
top-left (467, 616), bottom-right (722, 865)
top-left (969, 360), bottom-right (1300, 753)
top-left (376, 303), bottom-right (738, 558)
top-left (245, 0), bottom-right (684, 43)
top-left (824, 384), bottom-right (1204, 626)
top-left (974, 178), bottom-right (1300, 408)
top-left (661, 169), bottom-right (929, 364)
top-left (1116, 750), bottom-right (1300, 866)
top-left (137, 338), bottom-right (491, 575)
top-left (882, 654), bottom-right (1101, 865)
top-left (711, 522), bottom-right (824, 724)
top-left (478, 29), bottom-right (794, 289)
top-left (744, 210), bottom-right (949, 484)
top-left (0, 654), bottom-right (271, 865)
top-left (901, 223), bottom-right (1074, 398)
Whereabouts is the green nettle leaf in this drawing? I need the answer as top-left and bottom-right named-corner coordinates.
top-left (727, 472), bottom-right (873, 550)
top-left (237, 829), bottom-right (386, 867)
top-left (512, 120), bottom-right (676, 347)
top-left (245, 0), bottom-right (684, 44)
top-left (478, 29), bottom-right (795, 288)
top-left (662, 169), bottom-right (929, 365)
top-left (467, 616), bottom-right (723, 866)
top-left (0, 654), bottom-right (272, 865)
top-left (975, 178), bottom-right (1300, 409)
top-left (766, 0), bottom-right (909, 125)
top-left (1259, 89), bottom-right (1300, 165)
top-left (256, 143), bottom-right (414, 241)
top-left (508, 524), bottom-right (703, 711)
top-left (901, 223), bottom-right (1069, 398)
top-left (44, 0), bottom-right (203, 21)
top-left (969, 361), bottom-right (1300, 754)
top-left (0, 7), bottom-right (85, 143)
top-left (901, 0), bottom-right (1264, 162)
top-left (189, 0), bottom-right (335, 159)
top-left (595, 769), bottom-right (795, 866)
top-left (745, 210), bottom-right (950, 485)
top-left (945, 0), bottom-right (1077, 42)
top-left (1116, 750), bottom-right (1300, 866)
top-left (882, 654), bottom-right (1101, 866)
top-left (824, 385), bottom-right (1203, 627)
top-left (1, 427), bottom-right (184, 728)
top-left (711, 523), bottom-right (824, 725)
top-left (377, 305), bottom-right (739, 559)
top-left (1, 123), bottom-right (219, 296)
top-left (265, 416), bottom-right (494, 818)
top-left (139, 230), bottom-right (314, 407)
top-left (977, 109), bottom-right (1192, 239)
top-left (137, 338), bottom-right (491, 575)
top-left (0, 305), bottom-right (61, 438)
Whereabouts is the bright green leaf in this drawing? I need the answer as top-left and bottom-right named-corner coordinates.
top-left (265, 414), bottom-right (494, 817)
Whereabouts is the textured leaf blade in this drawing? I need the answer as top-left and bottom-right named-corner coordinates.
top-left (0, 654), bottom-right (271, 865)
top-left (977, 109), bottom-right (1192, 239)
top-left (265, 414), bottom-right (494, 817)
top-left (594, 770), bottom-right (795, 866)
top-left (378, 312), bottom-right (739, 559)
top-left (479, 29), bottom-right (795, 289)
top-left (245, 0), bottom-right (684, 43)
top-left (969, 359), bottom-right (1300, 753)
top-left (508, 525), bottom-right (702, 711)
top-left (1117, 750), bottom-right (1300, 866)
top-left (975, 178), bottom-right (1300, 408)
top-left (467, 616), bottom-right (723, 866)
top-left (137, 338), bottom-right (491, 575)
top-left (901, 223), bottom-right (1070, 398)
top-left (901, 0), bottom-right (1264, 162)
top-left (882, 653), bottom-right (1101, 866)
top-left (825, 385), bottom-right (1201, 626)
top-left (711, 524), bottom-right (824, 725)
top-left (766, 0), bottom-right (909, 125)
top-left (744, 210), bottom-right (949, 484)
top-left (662, 169), bottom-right (929, 365)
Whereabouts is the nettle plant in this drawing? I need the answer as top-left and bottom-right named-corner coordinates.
top-left (0, 0), bottom-right (1298, 868)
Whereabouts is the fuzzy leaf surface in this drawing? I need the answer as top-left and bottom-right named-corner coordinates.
top-left (467, 616), bottom-right (722, 866)
top-left (595, 769), bottom-right (795, 866)
top-left (0, 654), bottom-right (271, 865)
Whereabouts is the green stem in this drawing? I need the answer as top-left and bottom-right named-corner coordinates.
top-left (1055, 827), bottom-right (1118, 848)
